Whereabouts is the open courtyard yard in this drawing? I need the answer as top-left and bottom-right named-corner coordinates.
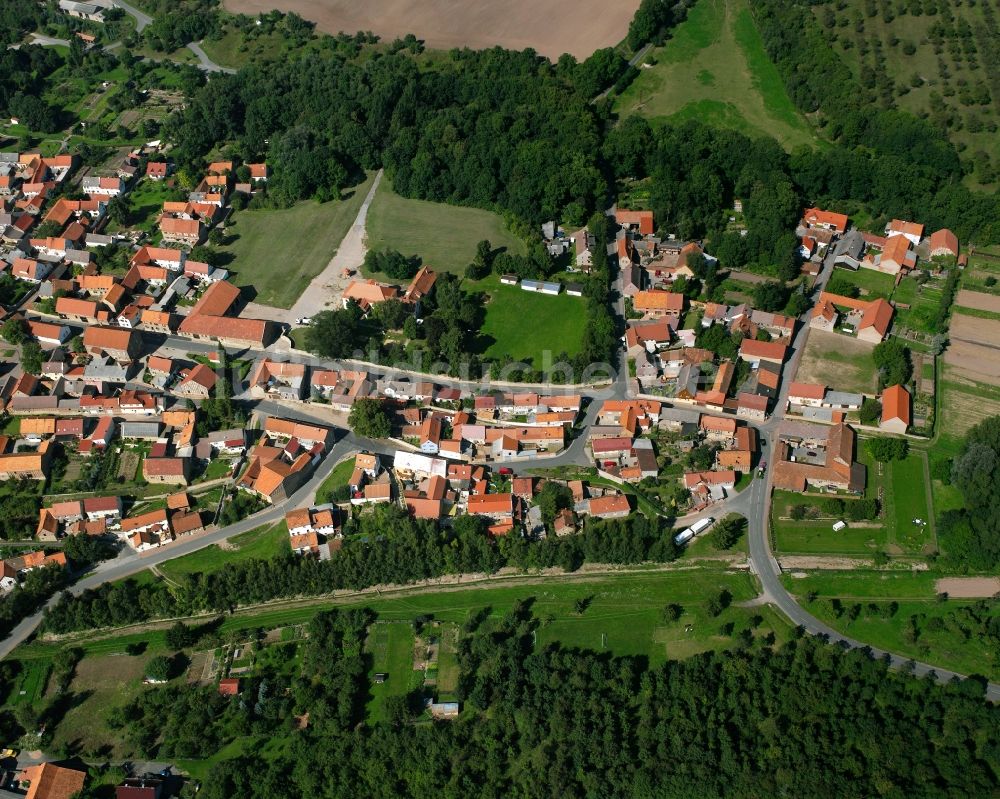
top-left (364, 181), bottom-right (526, 276)
top-left (220, 172), bottom-right (375, 308)
top-left (796, 329), bottom-right (877, 394)
top-left (614, 0), bottom-right (817, 150)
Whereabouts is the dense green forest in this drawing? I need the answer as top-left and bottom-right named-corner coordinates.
top-left (41, 507), bottom-right (678, 634)
top-left (155, 21), bottom-right (1000, 246)
top-left (54, 605), bottom-right (1000, 798)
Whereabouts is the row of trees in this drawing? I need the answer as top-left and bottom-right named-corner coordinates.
top-left (939, 416), bottom-right (1000, 570)
top-left (42, 507), bottom-right (680, 634)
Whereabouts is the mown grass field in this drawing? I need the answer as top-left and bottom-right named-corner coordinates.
top-left (771, 490), bottom-right (887, 555)
top-left (614, 0), bottom-right (817, 150)
top-left (220, 172), bottom-right (375, 307)
top-left (435, 624), bottom-right (461, 700)
top-left (467, 273), bottom-right (587, 369)
top-left (887, 455), bottom-right (932, 553)
top-left (364, 181), bottom-right (526, 276)
top-left (830, 266), bottom-right (896, 300)
top-left (15, 569), bottom-right (785, 668)
top-left (157, 521), bottom-right (289, 581)
top-left (365, 622), bottom-right (422, 723)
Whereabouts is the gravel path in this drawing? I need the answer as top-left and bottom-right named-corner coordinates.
top-left (287, 168), bottom-right (383, 322)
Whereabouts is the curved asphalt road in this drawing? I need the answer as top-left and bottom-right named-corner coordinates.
top-left (111, 0), bottom-right (153, 33)
top-left (4, 247), bottom-right (999, 700)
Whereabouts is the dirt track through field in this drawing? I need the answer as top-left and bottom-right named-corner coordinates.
top-left (222, 0), bottom-right (641, 59)
top-left (935, 577), bottom-right (1000, 598)
top-left (955, 289), bottom-right (1000, 313)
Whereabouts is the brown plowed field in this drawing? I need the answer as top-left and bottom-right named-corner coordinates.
top-left (954, 289), bottom-right (1000, 313)
top-left (935, 577), bottom-right (1000, 598)
top-left (943, 340), bottom-right (1000, 382)
top-left (945, 314), bottom-right (1000, 383)
top-left (223, 0), bottom-right (641, 59)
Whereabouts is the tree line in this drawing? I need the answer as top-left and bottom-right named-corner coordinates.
top-left (938, 416), bottom-right (1000, 570)
top-left (41, 506), bottom-right (679, 634)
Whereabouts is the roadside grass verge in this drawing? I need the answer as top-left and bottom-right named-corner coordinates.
top-left (157, 521), bottom-right (289, 582)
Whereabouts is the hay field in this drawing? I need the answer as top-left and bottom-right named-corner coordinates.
top-left (222, 0), bottom-right (641, 59)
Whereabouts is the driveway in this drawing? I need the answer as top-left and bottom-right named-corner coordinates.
top-left (27, 34), bottom-right (70, 47)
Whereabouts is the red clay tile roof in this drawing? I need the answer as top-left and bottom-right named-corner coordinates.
top-left (190, 280), bottom-right (241, 317)
top-left (615, 209), bottom-right (654, 235)
top-left (21, 762), bottom-right (86, 799)
top-left (929, 228), bottom-right (958, 256)
top-left (738, 339), bottom-right (788, 362)
top-left (588, 494), bottom-right (631, 516)
top-left (83, 325), bottom-right (137, 352)
top-left (881, 384), bottom-right (911, 426)
top-left (177, 314), bottom-right (273, 345)
top-left (789, 382), bottom-right (826, 400)
top-left (801, 207), bottom-right (848, 233)
top-left (887, 219), bottom-right (924, 239)
top-left (634, 290), bottom-right (684, 313)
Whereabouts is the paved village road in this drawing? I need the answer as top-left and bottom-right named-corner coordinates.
top-left (7, 240), bottom-right (1000, 700)
top-left (187, 41), bottom-right (236, 74)
top-left (111, 0), bottom-right (153, 32)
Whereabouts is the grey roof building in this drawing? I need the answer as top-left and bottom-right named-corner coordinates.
top-left (120, 421), bottom-right (163, 439)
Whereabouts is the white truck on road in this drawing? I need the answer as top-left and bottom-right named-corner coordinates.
top-left (674, 516), bottom-right (714, 546)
